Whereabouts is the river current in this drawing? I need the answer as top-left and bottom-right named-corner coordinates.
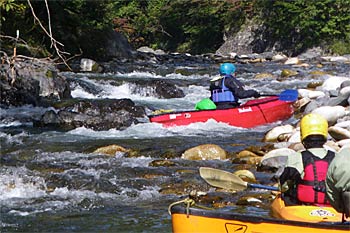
top-left (1, 58), bottom-right (349, 232)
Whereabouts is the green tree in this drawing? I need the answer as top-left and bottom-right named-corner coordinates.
top-left (258, 0), bottom-right (350, 55)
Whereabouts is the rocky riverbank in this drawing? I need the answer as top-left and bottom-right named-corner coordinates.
top-left (1, 49), bottom-right (350, 132)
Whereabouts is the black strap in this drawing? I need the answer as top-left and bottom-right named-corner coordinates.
top-left (309, 155), bottom-right (319, 203)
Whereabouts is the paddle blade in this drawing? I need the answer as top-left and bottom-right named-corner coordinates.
top-left (199, 167), bottom-right (248, 191)
top-left (278, 89), bottom-right (298, 102)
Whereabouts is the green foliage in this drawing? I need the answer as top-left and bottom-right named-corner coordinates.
top-left (1, 0), bottom-right (350, 59)
top-left (328, 39), bottom-right (350, 55)
top-left (108, 0), bottom-right (250, 54)
top-left (257, 0), bottom-right (350, 55)
top-left (0, 0), bottom-right (26, 21)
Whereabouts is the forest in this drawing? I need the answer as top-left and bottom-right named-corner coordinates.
top-left (1, 0), bottom-right (350, 60)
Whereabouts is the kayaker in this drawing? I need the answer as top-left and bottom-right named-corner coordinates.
top-left (326, 148), bottom-right (350, 217)
top-left (279, 113), bottom-right (336, 206)
top-left (210, 63), bottom-right (260, 109)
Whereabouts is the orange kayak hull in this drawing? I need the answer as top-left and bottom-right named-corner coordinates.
top-left (170, 205), bottom-right (349, 233)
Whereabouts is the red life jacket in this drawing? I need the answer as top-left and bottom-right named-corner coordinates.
top-left (296, 150), bottom-right (335, 205)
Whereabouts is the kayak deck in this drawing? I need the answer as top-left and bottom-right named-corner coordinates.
top-left (171, 205), bottom-right (350, 233)
top-left (271, 195), bottom-right (346, 223)
top-left (149, 96), bottom-right (295, 128)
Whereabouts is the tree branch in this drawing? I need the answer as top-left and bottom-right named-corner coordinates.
top-left (27, 0), bottom-right (72, 70)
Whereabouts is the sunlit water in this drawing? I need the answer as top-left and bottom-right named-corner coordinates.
top-left (1, 59), bottom-right (349, 232)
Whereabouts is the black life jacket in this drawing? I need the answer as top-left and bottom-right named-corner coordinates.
top-left (296, 150), bottom-right (335, 205)
top-left (210, 75), bottom-right (236, 103)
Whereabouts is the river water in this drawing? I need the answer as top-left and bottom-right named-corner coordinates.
top-left (1, 58), bottom-right (349, 232)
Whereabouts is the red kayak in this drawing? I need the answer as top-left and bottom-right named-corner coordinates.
top-left (149, 95), bottom-right (295, 128)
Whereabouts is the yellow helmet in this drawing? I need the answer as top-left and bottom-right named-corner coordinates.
top-left (300, 113), bottom-right (328, 141)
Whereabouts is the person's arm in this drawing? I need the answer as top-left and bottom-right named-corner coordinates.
top-left (279, 167), bottom-right (301, 186)
top-left (326, 150), bottom-right (350, 213)
top-left (326, 167), bottom-right (341, 212)
top-left (225, 78), bottom-right (260, 99)
top-left (278, 152), bottom-right (303, 188)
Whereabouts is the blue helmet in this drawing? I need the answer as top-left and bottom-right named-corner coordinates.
top-left (219, 63), bottom-right (236, 75)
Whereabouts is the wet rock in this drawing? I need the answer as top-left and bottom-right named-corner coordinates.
top-left (149, 159), bottom-right (176, 167)
top-left (254, 72), bottom-right (275, 79)
top-left (216, 18), bottom-right (263, 56)
top-left (158, 149), bottom-right (179, 159)
top-left (237, 196), bottom-right (262, 206)
top-left (311, 105), bottom-right (347, 126)
top-left (281, 69), bottom-right (298, 78)
top-left (272, 54), bottom-right (287, 61)
top-left (189, 191), bottom-right (227, 206)
top-left (233, 156), bottom-right (262, 165)
top-left (328, 126), bottom-right (350, 140)
top-left (293, 97), bottom-right (311, 111)
top-left (35, 98), bottom-right (146, 130)
top-left (212, 201), bottom-right (236, 208)
top-left (1, 59), bottom-right (71, 106)
top-left (298, 47), bottom-right (323, 60)
top-left (284, 57), bottom-right (300, 65)
top-left (93, 144), bottom-right (129, 156)
top-left (142, 174), bottom-right (166, 179)
top-left (307, 80), bottom-right (323, 88)
top-left (298, 89), bottom-right (325, 99)
top-left (236, 195), bottom-right (269, 207)
top-left (321, 56), bottom-right (350, 62)
top-left (181, 144), bottom-right (227, 160)
top-left (303, 99), bottom-right (323, 114)
top-left (263, 124), bottom-right (295, 142)
top-left (236, 150), bottom-right (259, 158)
top-left (244, 144), bottom-right (274, 156)
top-left (159, 181), bottom-right (204, 195)
top-left (80, 58), bottom-right (103, 72)
top-left (321, 76), bottom-right (350, 92)
top-left (335, 120), bottom-right (350, 129)
top-left (235, 164), bottom-right (257, 170)
top-left (287, 130), bottom-right (301, 143)
top-left (137, 46), bottom-right (166, 55)
top-left (133, 79), bottom-right (185, 99)
top-left (0, 70), bottom-right (41, 106)
top-left (309, 71), bottom-right (327, 79)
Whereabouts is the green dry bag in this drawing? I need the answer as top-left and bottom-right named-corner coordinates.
top-left (195, 98), bottom-right (217, 110)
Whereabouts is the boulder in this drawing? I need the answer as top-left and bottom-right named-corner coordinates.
top-left (35, 98), bottom-right (146, 130)
top-left (181, 144), bottom-right (227, 160)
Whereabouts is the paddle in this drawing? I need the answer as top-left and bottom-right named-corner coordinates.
top-left (199, 167), bottom-right (279, 192)
top-left (261, 89), bottom-right (298, 102)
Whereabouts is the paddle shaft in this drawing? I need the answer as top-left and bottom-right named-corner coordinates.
top-left (260, 94), bottom-right (278, 97)
top-left (247, 183), bottom-right (279, 191)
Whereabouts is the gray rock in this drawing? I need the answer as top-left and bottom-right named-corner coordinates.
top-left (1, 59), bottom-right (70, 106)
top-left (298, 47), bottom-right (324, 60)
top-left (216, 19), bottom-right (263, 56)
top-left (35, 98), bottom-right (146, 130)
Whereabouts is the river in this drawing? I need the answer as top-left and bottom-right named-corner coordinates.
top-left (1, 57), bottom-right (349, 232)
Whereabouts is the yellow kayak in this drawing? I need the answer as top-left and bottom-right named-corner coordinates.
top-left (170, 197), bottom-right (349, 233)
top-left (271, 195), bottom-right (347, 223)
